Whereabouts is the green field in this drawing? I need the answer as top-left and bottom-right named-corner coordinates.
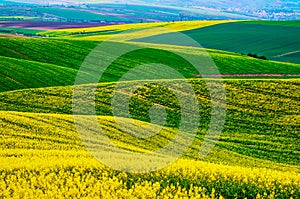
top-left (0, 55), bottom-right (83, 92)
top-left (0, 78), bottom-right (299, 198)
top-left (0, 37), bottom-right (299, 93)
top-left (31, 7), bottom-right (129, 22)
top-left (40, 20), bottom-right (231, 38)
top-left (242, 20), bottom-right (300, 27)
top-left (0, 20), bottom-right (299, 198)
top-left (41, 20), bottom-right (300, 65)
top-left (0, 37), bottom-right (97, 70)
top-left (0, 16), bottom-right (39, 20)
top-left (0, 79), bottom-right (299, 166)
top-left (0, 27), bottom-right (42, 35)
top-left (183, 21), bottom-right (300, 64)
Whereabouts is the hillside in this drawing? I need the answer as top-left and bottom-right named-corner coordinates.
top-left (107, 20), bottom-right (300, 64)
top-left (40, 20), bottom-right (231, 38)
top-left (0, 37), bottom-right (97, 69)
top-left (0, 78), bottom-right (299, 198)
top-left (0, 55), bottom-right (80, 92)
top-left (0, 37), bottom-right (300, 93)
top-left (0, 20), bottom-right (299, 198)
top-left (1, 1), bottom-right (255, 23)
top-left (4, 0), bottom-right (299, 20)
top-left (40, 20), bottom-right (300, 64)
top-left (183, 21), bottom-right (300, 64)
top-left (0, 109), bottom-right (298, 198)
top-left (0, 79), bottom-right (299, 166)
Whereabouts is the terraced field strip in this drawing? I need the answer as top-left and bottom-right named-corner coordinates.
top-left (241, 20), bottom-right (300, 27)
top-left (196, 74), bottom-right (300, 77)
top-left (0, 37), bottom-right (299, 93)
top-left (40, 20), bottom-right (234, 39)
top-left (0, 79), bottom-right (299, 166)
top-left (0, 92), bottom-right (299, 198)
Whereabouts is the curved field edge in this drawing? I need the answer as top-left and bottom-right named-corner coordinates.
top-left (0, 55), bottom-right (80, 92)
top-left (241, 20), bottom-right (300, 27)
top-left (0, 38), bottom-right (300, 92)
top-left (182, 21), bottom-right (300, 64)
top-left (0, 79), bottom-right (299, 167)
top-left (0, 37), bottom-right (98, 70)
top-left (0, 111), bottom-right (299, 198)
top-left (39, 20), bottom-right (235, 38)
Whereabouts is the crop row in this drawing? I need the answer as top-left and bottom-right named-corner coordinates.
top-left (0, 79), bottom-right (299, 166)
top-left (0, 157), bottom-right (298, 199)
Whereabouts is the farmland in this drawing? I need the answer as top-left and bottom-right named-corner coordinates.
top-left (183, 21), bottom-right (300, 64)
top-left (241, 20), bottom-right (300, 27)
top-left (40, 20), bottom-right (300, 65)
top-left (30, 7), bottom-right (129, 23)
top-left (0, 79), bottom-right (299, 165)
top-left (0, 78), bottom-right (299, 198)
top-left (40, 20), bottom-right (233, 38)
top-left (0, 21), bottom-right (105, 30)
top-left (0, 37), bottom-right (299, 93)
top-left (0, 2), bottom-right (254, 26)
top-left (0, 18), bottom-right (299, 198)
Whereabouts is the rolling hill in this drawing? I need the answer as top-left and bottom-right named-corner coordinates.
top-left (0, 21), bottom-right (299, 198)
top-left (0, 36), bottom-right (300, 93)
top-left (0, 55), bottom-right (80, 91)
top-left (132, 20), bottom-right (300, 64)
top-left (0, 79), bottom-right (299, 166)
top-left (40, 20), bottom-right (300, 64)
top-left (0, 78), bottom-right (299, 197)
top-left (183, 21), bottom-right (300, 64)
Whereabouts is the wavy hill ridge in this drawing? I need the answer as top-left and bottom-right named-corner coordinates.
top-left (0, 79), bottom-right (299, 167)
top-left (0, 37), bottom-right (300, 93)
top-left (0, 21), bottom-right (299, 198)
top-left (0, 110), bottom-right (299, 172)
top-left (0, 55), bottom-right (80, 92)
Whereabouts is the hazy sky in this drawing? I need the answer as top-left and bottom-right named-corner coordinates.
top-left (3, 0), bottom-right (297, 11)
top-left (3, 0), bottom-right (272, 5)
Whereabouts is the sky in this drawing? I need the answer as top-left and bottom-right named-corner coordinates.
top-left (3, 0), bottom-right (299, 11)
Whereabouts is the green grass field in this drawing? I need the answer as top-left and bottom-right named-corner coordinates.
top-left (0, 27), bottom-right (42, 35)
top-left (0, 37), bottom-right (97, 70)
top-left (0, 37), bottom-right (299, 93)
top-left (0, 55), bottom-right (79, 91)
top-left (40, 20), bottom-right (300, 65)
top-left (31, 7), bottom-right (129, 22)
top-left (0, 16), bottom-right (39, 20)
top-left (183, 21), bottom-right (300, 64)
top-left (241, 20), bottom-right (300, 27)
top-left (0, 20), bottom-right (299, 198)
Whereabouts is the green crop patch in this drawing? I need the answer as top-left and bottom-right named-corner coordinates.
top-left (31, 7), bottom-right (128, 22)
top-left (0, 79), bottom-right (299, 166)
top-left (0, 20), bottom-right (299, 198)
top-left (183, 22), bottom-right (300, 64)
top-left (0, 37), bottom-right (299, 93)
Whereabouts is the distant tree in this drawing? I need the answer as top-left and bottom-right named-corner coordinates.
top-left (260, 55), bottom-right (267, 60)
top-left (247, 53), bottom-right (258, 58)
top-left (247, 53), bottom-right (267, 60)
